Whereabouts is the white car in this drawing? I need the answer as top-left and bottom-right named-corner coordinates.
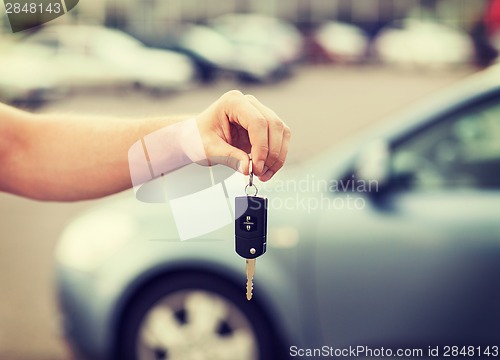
top-left (0, 25), bottom-right (196, 104)
top-left (375, 19), bottom-right (474, 69)
top-left (313, 21), bottom-right (369, 63)
top-left (209, 14), bottom-right (304, 66)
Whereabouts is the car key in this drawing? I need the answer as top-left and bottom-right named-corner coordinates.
top-left (235, 157), bottom-right (268, 300)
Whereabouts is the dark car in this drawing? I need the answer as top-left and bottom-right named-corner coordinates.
top-left (56, 64), bottom-right (500, 360)
top-left (148, 15), bottom-right (303, 83)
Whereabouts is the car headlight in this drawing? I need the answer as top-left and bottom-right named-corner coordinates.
top-left (56, 210), bottom-right (137, 272)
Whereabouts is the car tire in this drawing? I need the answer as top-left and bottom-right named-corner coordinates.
top-left (116, 272), bottom-right (284, 360)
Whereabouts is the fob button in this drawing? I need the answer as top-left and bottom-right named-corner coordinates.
top-left (240, 215), bottom-right (257, 232)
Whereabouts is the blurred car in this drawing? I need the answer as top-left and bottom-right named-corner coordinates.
top-left (209, 14), bottom-right (304, 70)
top-left (311, 21), bottom-right (369, 63)
top-left (174, 24), bottom-right (284, 83)
top-left (374, 19), bottom-right (474, 69)
top-left (56, 64), bottom-right (500, 360)
top-left (0, 25), bottom-right (196, 105)
top-left (162, 15), bottom-right (302, 83)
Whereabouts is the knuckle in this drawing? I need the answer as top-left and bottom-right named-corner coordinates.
top-left (225, 89), bottom-right (244, 98)
top-left (268, 150), bottom-right (281, 160)
top-left (245, 94), bottom-right (257, 102)
top-left (225, 148), bottom-right (235, 159)
top-left (252, 116), bottom-right (268, 128)
top-left (272, 119), bottom-right (285, 131)
top-left (274, 157), bottom-right (285, 167)
top-left (254, 145), bottom-right (269, 156)
top-left (222, 90), bottom-right (244, 104)
top-left (283, 125), bottom-right (292, 138)
top-left (256, 143), bottom-right (270, 151)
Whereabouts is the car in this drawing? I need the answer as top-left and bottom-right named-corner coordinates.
top-left (158, 15), bottom-right (302, 83)
top-left (172, 24), bottom-right (286, 83)
top-left (55, 63), bottom-right (500, 360)
top-left (209, 14), bottom-right (304, 71)
top-left (374, 19), bottom-right (474, 69)
top-left (0, 25), bottom-right (196, 105)
top-left (311, 21), bottom-right (369, 63)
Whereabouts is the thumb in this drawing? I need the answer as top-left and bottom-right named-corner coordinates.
top-left (209, 139), bottom-right (250, 174)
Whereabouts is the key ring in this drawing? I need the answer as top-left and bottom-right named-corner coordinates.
top-left (248, 155), bottom-right (253, 187)
top-left (245, 155), bottom-right (258, 196)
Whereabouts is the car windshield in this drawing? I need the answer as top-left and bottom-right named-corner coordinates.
top-left (392, 96), bottom-right (500, 190)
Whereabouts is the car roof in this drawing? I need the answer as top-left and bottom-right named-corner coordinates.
top-left (370, 64), bottom-right (500, 144)
top-left (300, 63), bottom-right (500, 180)
top-left (27, 25), bottom-right (143, 49)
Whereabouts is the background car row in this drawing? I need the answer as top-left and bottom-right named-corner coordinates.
top-left (0, 11), bottom-right (497, 106)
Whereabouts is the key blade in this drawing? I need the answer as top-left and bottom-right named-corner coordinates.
top-left (246, 258), bottom-right (256, 300)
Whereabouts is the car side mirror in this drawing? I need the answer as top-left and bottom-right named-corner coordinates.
top-left (354, 140), bottom-right (391, 195)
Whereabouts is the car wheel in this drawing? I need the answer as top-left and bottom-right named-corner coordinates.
top-left (117, 272), bottom-right (281, 360)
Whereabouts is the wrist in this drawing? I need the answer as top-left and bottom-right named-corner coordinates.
top-left (179, 117), bottom-right (207, 164)
top-left (129, 117), bottom-right (203, 188)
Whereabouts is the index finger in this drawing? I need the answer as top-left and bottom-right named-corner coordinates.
top-left (221, 91), bottom-right (269, 175)
top-left (247, 116), bottom-right (269, 175)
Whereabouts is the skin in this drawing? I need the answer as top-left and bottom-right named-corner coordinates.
top-left (0, 90), bottom-right (291, 201)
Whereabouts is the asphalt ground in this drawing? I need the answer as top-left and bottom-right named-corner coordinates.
top-left (0, 65), bottom-right (472, 360)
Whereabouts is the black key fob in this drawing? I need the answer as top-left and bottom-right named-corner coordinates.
top-left (235, 195), bottom-right (268, 259)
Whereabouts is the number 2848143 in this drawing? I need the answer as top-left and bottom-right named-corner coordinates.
top-left (5, 2), bottom-right (62, 14)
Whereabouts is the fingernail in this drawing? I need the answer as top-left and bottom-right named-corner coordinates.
top-left (257, 160), bottom-right (265, 173)
top-left (261, 170), bottom-right (274, 182)
top-left (237, 161), bottom-right (244, 174)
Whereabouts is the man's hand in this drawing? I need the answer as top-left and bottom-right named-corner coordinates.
top-left (196, 90), bottom-right (291, 182)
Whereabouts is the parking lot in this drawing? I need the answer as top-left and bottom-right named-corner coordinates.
top-left (0, 65), bottom-right (471, 360)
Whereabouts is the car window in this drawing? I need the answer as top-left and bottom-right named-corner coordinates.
top-left (391, 97), bottom-right (500, 190)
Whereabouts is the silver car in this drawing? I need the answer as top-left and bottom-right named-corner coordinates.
top-left (0, 25), bottom-right (196, 105)
top-left (56, 64), bottom-right (500, 360)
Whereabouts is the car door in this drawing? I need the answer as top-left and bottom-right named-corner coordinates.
top-left (314, 95), bottom-right (500, 351)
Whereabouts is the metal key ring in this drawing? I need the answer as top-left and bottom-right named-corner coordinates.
top-left (245, 155), bottom-right (258, 196)
top-left (248, 155), bottom-right (253, 187)
top-left (245, 184), bottom-right (258, 196)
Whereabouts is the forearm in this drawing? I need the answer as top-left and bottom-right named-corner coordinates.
top-left (0, 91), bottom-right (290, 201)
top-left (1, 109), bottom-right (190, 201)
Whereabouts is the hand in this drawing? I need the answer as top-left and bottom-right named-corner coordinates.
top-left (195, 90), bottom-right (291, 181)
